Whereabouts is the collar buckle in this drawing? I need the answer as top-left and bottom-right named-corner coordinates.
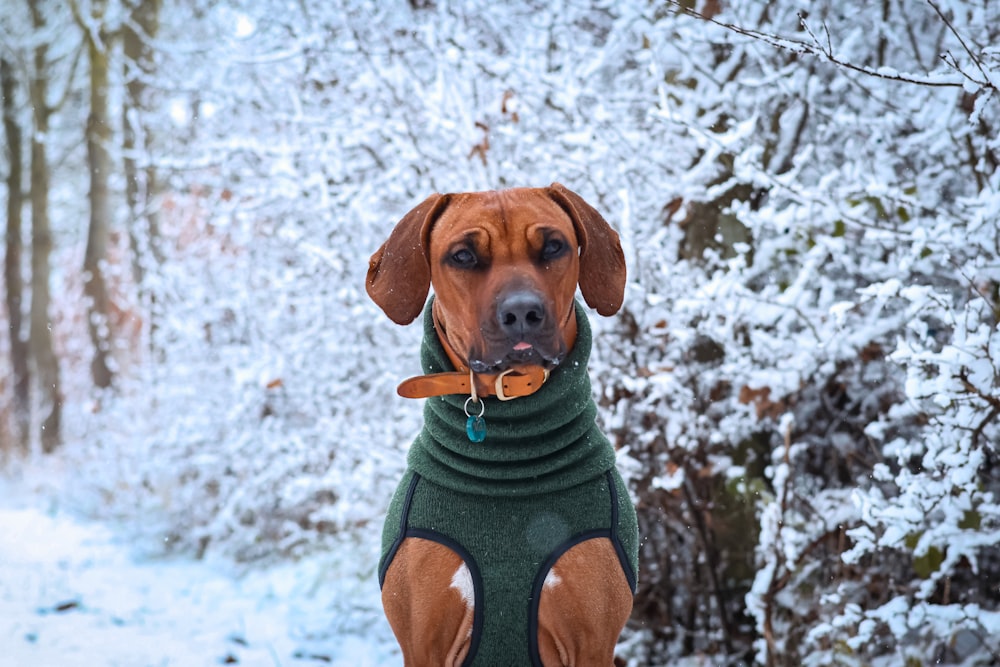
top-left (494, 369), bottom-right (516, 401)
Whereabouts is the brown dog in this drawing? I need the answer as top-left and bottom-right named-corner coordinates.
top-left (367, 183), bottom-right (637, 666)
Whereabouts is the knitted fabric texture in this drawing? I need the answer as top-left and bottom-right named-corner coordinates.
top-left (380, 298), bottom-right (639, 666)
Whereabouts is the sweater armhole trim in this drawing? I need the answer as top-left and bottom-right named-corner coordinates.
top-left (526, 472), bottom-right (637, 666)
top-left (606, 470), bottom-right (638, 593)
top-left (401, 527), bottom-right (485, 667)
top-left (526, 528), bottom-right (616, 667)
top-left (378, 472), bottom-right (422, 587)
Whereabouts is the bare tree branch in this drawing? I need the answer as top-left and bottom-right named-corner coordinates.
top-left (926, 0), bottom-right (993, 87)
top-left (664, 0), bottom-right (994, 92)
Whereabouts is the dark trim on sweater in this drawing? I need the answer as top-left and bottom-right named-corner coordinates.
top-left (378, 472), bottom-right (420, 588)
top-left (404, 526), bottom-right (485, 667)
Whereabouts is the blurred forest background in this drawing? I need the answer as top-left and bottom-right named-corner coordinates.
top-left (1, 0), bottom-right (998, 664)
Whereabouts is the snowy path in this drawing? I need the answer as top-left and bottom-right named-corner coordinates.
top-left (0, 479), bottom-right (400, 667)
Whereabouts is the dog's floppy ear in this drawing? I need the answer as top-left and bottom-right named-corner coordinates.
top-left (367, 193), bottom-right (450, 324)
top-left (547, 182), bottom-right (626, 316)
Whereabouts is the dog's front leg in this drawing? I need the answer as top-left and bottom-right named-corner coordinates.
top-left (536, 538), bottom-right (633, 667)
top-left (382, 537), bottom-right (474, 666)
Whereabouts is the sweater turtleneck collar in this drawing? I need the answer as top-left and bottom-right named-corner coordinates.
top-left (406, 297), bottom-right (617, 497)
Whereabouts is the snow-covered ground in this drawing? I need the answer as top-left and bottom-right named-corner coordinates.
top-left (0, 470), bottom-right (400, 667)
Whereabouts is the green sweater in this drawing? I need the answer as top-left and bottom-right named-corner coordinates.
top-left (380, 299), bottom-right (638, 666)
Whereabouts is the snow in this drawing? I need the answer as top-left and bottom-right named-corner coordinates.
top-left (0, 473), bottom-right (400, 667)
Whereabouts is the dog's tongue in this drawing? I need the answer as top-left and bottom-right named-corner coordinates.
top-left (513, 341), bottom-right (533, 351)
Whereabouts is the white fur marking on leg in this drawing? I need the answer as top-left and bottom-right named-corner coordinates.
top-left (450, 562), bottom-right (474, 608)
top-left (543, 567), bottom-right (561, 589)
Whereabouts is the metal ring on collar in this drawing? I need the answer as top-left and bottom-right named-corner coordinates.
top-left (464, 395), bottom-right (485, 418)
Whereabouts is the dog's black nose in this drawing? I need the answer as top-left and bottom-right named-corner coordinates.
top-left (497, 290), bottom-right (546, 339)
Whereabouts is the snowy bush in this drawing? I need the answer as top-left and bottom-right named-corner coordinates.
top-left (597, 1), bottom-right (1000, 664)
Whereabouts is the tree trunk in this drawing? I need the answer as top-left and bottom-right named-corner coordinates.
top-left (28, 1), bottom-right (62, 453)
top-left (2, 57), bottom-right (30, 453)
top-left (123, 0), bottom-right (163, 287)
top-left (81, 0), bottom-right (115, 389)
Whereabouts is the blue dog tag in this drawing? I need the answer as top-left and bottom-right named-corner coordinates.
top-left (466, 415), bottom-right (487, 442)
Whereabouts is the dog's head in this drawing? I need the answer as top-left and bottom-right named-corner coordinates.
top-left (367, 183), bottom-right (625, 372)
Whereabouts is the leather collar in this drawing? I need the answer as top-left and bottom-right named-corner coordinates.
top-left (397, 365), bottom-right (549, 400)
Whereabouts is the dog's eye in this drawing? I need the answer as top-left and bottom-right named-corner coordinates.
top-left (541, 238), bottom-right (566, 261)
top-left (450, 248), bottom-right (477, 268)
